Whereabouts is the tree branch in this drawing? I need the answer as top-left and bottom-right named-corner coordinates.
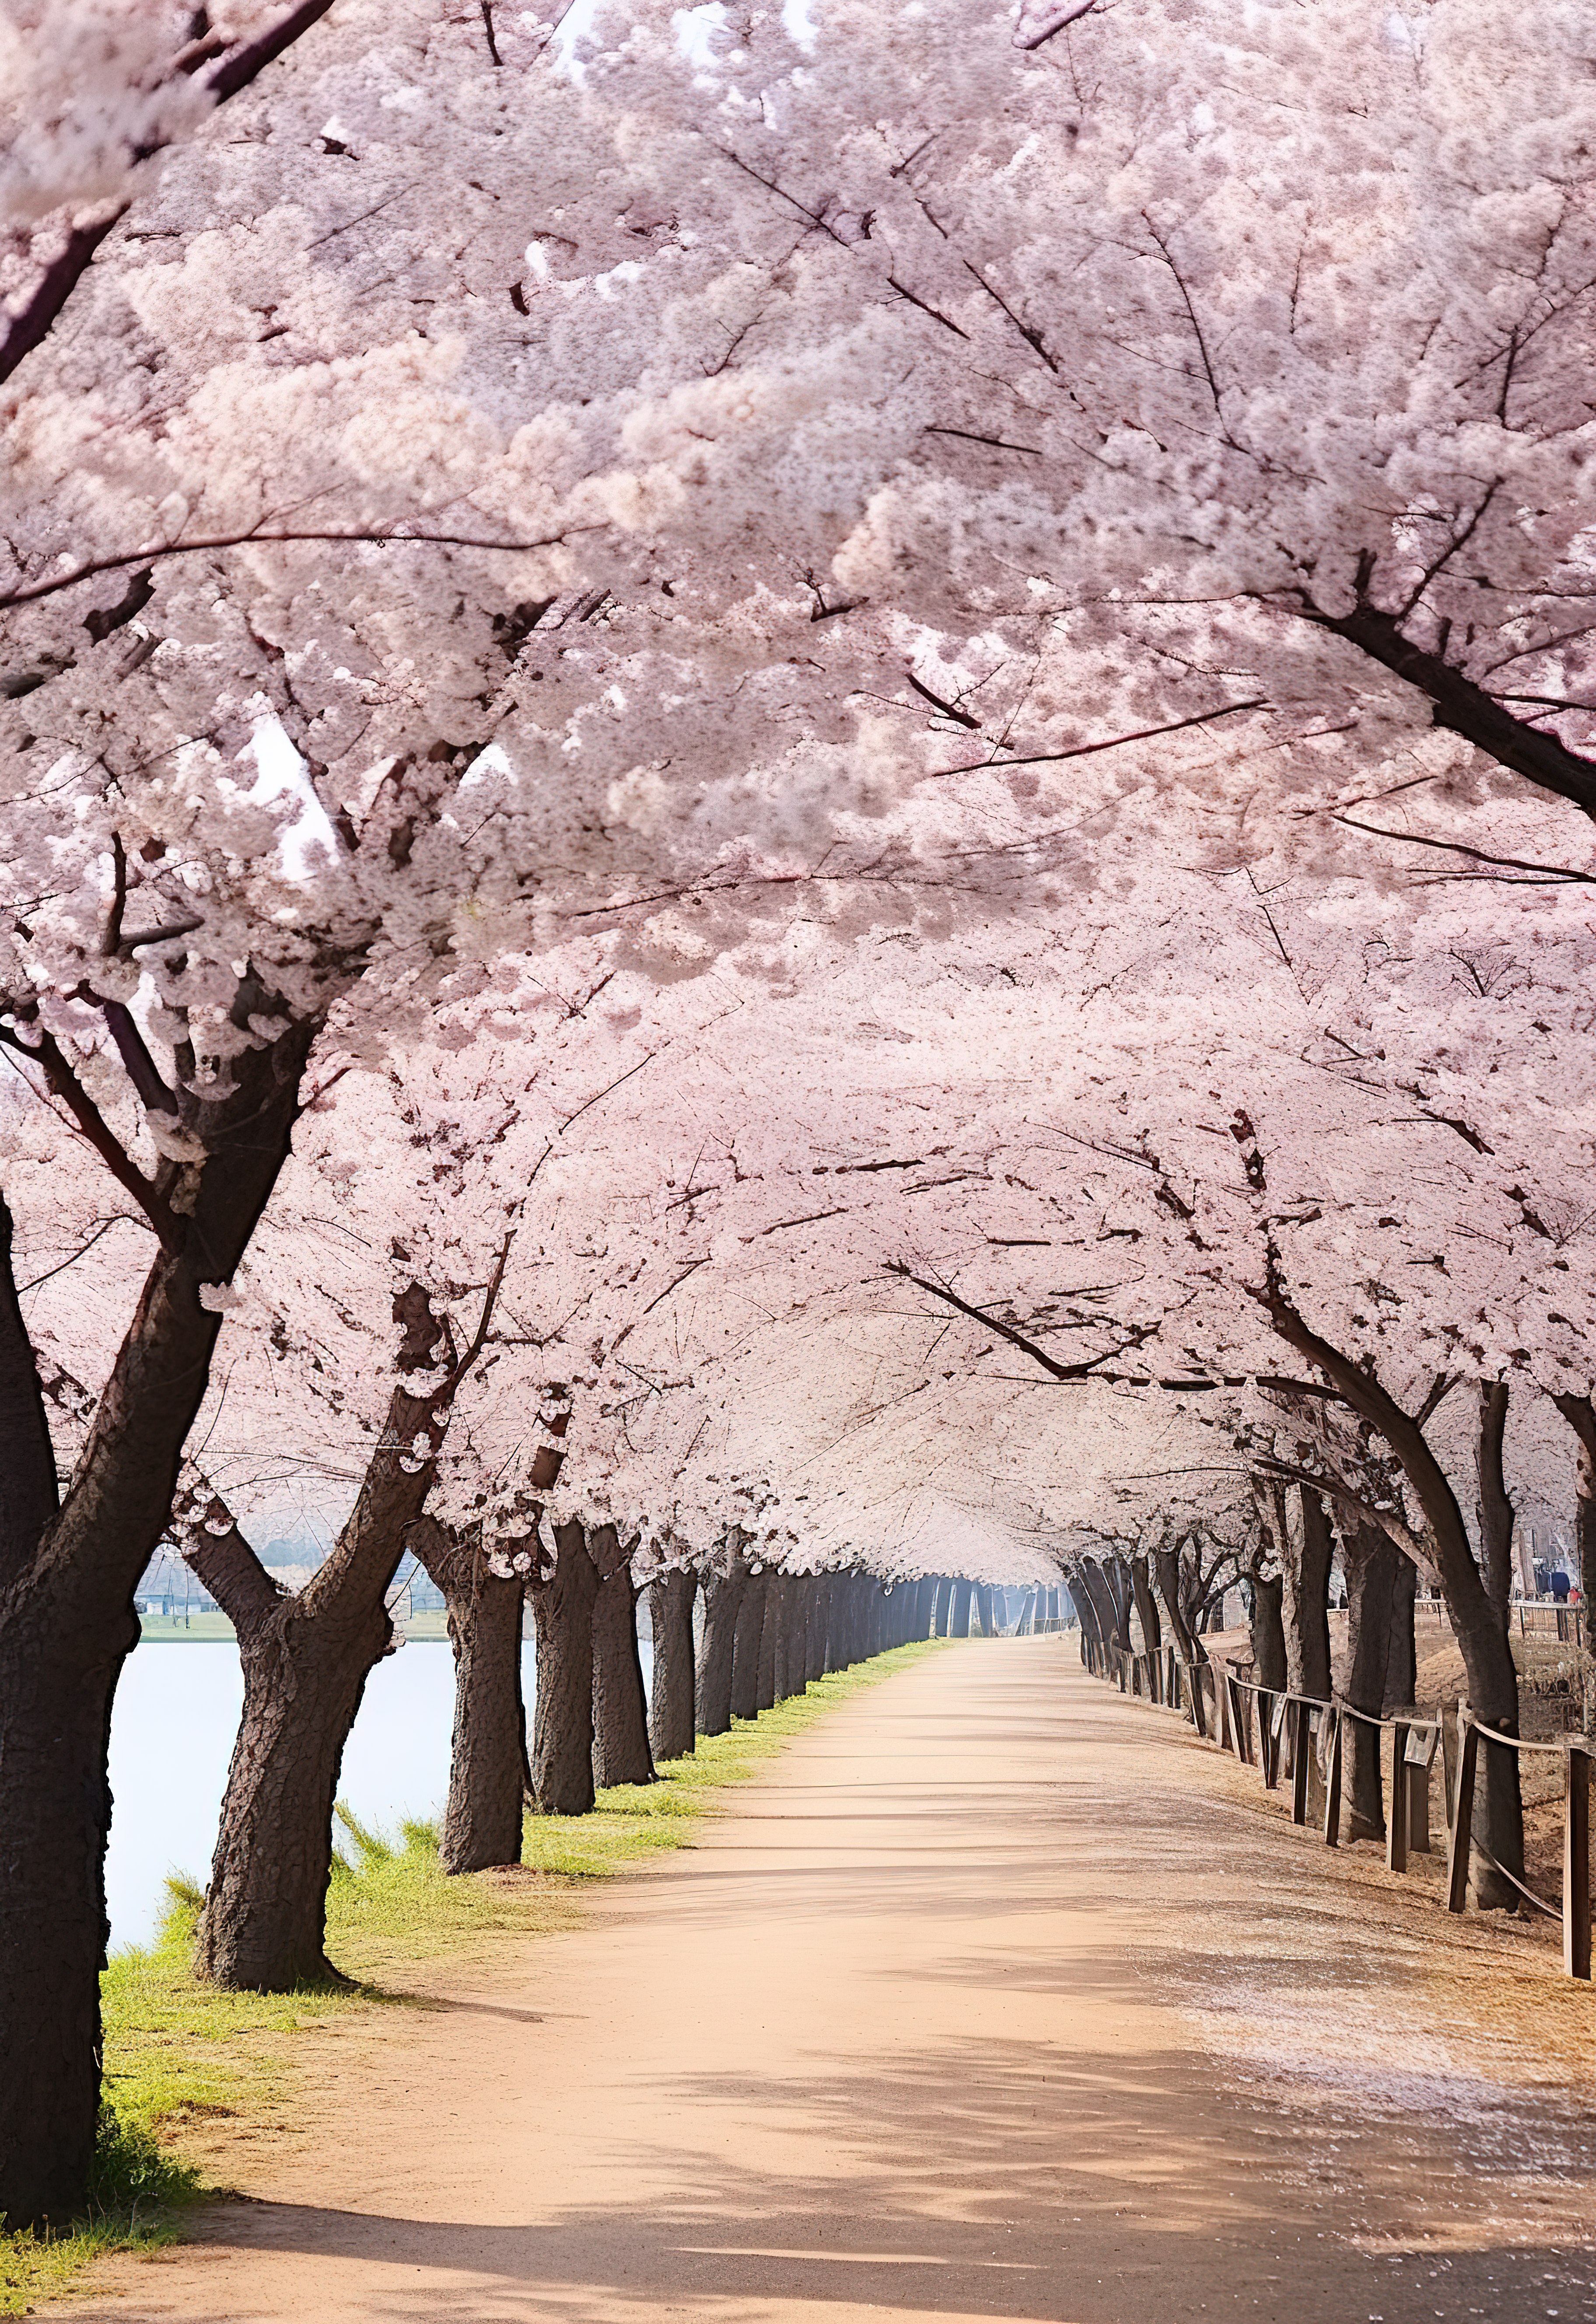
top-left (0, 0), bottom-right (340, 389)
top-left (886, 1259), bottom-right (1138, 1382)
top-left (0, 1015), bottom-right (178, 1246)
top-left (0, 525), bottom-right (587, 617)
top-left (1306, 595), bottom-right (1596, 819)
top-left (0, 1194), bottom-right (60, 1586)
top-left (926, 698), bottom-right (1267, 780)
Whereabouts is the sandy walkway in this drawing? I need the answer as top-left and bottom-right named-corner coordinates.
top-left (84, 1639), bottom-right (1595, 2324)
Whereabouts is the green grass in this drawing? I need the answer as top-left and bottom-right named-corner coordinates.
top-left (1, 1640), bottom-right (944, 2313)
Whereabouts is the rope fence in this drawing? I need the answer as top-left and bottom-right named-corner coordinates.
top-left (1077, 1626), bottom-right (1592, 1982)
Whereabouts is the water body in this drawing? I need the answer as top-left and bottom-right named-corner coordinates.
top-left (105, 1636), bottom-right (651, 1953)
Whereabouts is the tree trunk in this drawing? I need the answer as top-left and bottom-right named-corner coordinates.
top-left (647, 1568), bottom-right (696, 1760)
top-left (1284, 1484), bottom-right (1334, 1699)
top-left (201, 1589), bottom-right (396, 1987)
top-left (591, 1527), bottom-right (653, 1789)
top-left (1101, 1556), bottom-right (1136, 1650)
top-left (1340, 1522), bottom-right (1397, 1843)
top-left (404, 1517), bottom-right (529, 1876)
top-left (1260, 1270), bottom-right (1526, 1906)
top-left (731, 1566), bottom-right (767, 1719)
top-left (0, 1016), bottom-right (322, 2226)
top-left (784, 1574), bottom-right (811, 1698)
top-left (832, 1575), bottom-right (854, 1666)
top-left (1385, 1554), bottom-right (1418, 1713)
top-left (764, 1571), bottom-right (789, 1704)
top-left (1078, 1557), bottom-right (1127, 1655)
top-left (839, 1575), bottom-right (862, 1666)
top-left (1129, 1555), bottom-right (1162, 1657)
top-left (1476, 1382), bottom-right (1515, 1633)
top-left (1151, 1546), bottom-right (1200, 1708)
top-left (530, 1520), bottom-right (599, 1814)
top-left (806, 1575), bottom-right (828, 1682)
top-left (933, 1576), bottom-right (952, 1636)
top-left (951, 1577), bottom-right (972, 1637)
top-left (1247, 1564), bottom-right (1288, 1691)
top-left (196, 1284), bottom-right (478, 1984)
top-left (1069, 1572), bottom-right (1105, 1664)
top-left (696, 1549), bottom-right (747, 1735)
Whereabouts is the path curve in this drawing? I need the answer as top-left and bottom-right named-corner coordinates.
top-left (84, 1639), bottom-right (1596, 2324)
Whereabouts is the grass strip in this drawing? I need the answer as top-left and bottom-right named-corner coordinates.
top-left (2, 1638), bottom-right (946, 2312)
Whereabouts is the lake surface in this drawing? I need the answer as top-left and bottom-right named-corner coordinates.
top-left (105, 1636), bottom-right (650, 1953)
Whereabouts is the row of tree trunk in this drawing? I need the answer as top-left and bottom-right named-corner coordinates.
top-left (1063, 1506), bottom-right (1499, 1880)
top-left (647, 1561), bottom-right (965, 1759)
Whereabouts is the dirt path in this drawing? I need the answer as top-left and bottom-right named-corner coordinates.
top-left (84, 1640), bottom-right (1595, 2324)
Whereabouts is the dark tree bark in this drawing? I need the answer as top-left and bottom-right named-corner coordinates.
top-left (832, 1574), bottom-right (855, 1666)
top-left (806, 1574), bottom-right (828, 1682)
top-left (1129, 1555), bottom-right (1162, 1657)
top-left (1386, 1555), bottom-right (1418, 1713)
top-left (647, 1567), bottom-right (697, 1760)
top-left (731, 1566), bottom-right (767, 1720)
top-left (408, 1517), bottom-right (527, 1876)
top-left (951, 1577), bottom-right (973, 1637)
top-left (974, 1581), bottom-right (995, 1637)
top-left (832, 1575), bottom-right (859, 1669)
top-left (933, 1576), bottom-right (953, 1636)
top-left (1259, 1260), bottom-right (1524, 1906)
top-left (196, 1282), bottom-right (473, 1986)
top-left (591, 1527), bottom-right (653, 1789)
top-left (1102, 1557), bottom-right (1136, 1649)
top-left (1285, 1484), bottom-right (1334, 1700)
top-left (1078, 1557), bottom-right (1130, 1654)
top-left (1306, 587), bottom-right (1596, 822)
top-left (1150, 1545), bottom-right (1202, 1715)
top-left (0, 1015), bottom-right (323, 2226)
top-left (784, 1573), bottom-right (811, 1698)
top-left (761, 1571), bottom-right (787, 1705)
top-left (1246, 1562), bottom-right (1288, 1691)
top-left (1069, 1568), bottom-right (1106, 1662)
top-left (0, 1198), bottom-right (58, 1576)
top-left (1476, 1382), bottom-right (1516, 1633)
top-left (1340, 1521), bottom-right (1397, 1842)
top-left (696, 1546), bottom-right (748, 1735)
top-left (530, 1520), bottom-right (599, 1814)
top-left (913, 1576), bottom-right (934, 1639)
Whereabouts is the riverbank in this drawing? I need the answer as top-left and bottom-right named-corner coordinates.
top-left (1, 1643), bottom-right (943, 2317)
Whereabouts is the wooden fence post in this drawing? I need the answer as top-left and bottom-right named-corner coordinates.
top-left (1322, 1707), bottom-right (1343, 1847)
top-left (1410, 1751), bottom-right (1432, 1855)
top-left (1446, 1708), bottom-right (1478, 1914)
top-left (1565, 1744), bottom-right (1591, 1981)
top-left (1292, 1701), bottom-right (1312, 1826)
top-left (1214, 1663), bottom-right (1230, 1754)
top-left (1260, 1691), bottom-right (1278, 1789)
top-left (1387, 1721), bottom-right (1410, 1873)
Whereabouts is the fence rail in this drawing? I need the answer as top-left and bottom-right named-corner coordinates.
top-left (1077, 1628), bottom-right (1591, 1982)
top-left (1414, 1595), bottom-right (1586, 1648)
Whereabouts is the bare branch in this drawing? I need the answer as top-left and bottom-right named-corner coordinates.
top-left (0, 524), bottom-right (590, 617)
